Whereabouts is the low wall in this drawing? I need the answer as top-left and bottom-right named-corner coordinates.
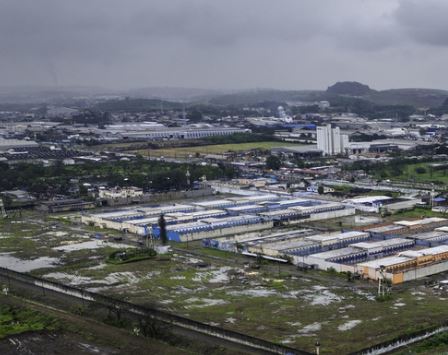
top-left (0, 267), bottom-right (306, 355)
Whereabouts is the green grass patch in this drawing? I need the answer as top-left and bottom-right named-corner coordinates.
top-left (196, 247), bottom-right (236, 259)
top-left (106, 249), bottom-right (157, 265)
top-left (134, 141), bottom-right (300, 158)
top-left (388, 207), bottom-right (447, 220)
top-left (396, 331), bottom-right (448, 354)
top-left (0, 303), bottom-right (59, 339)
top-left (377, 162), bottom-right (448, 185)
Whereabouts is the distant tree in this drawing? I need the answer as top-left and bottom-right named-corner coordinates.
top-left (186, 110), bottom-right (203, 122)
top-left (415, 167), bottom-right (427, 174)
top-left (266, 155), bottom-right (281, 170)
top-left (79, 184), bottom-right (88, 197)
top-left (158, 214), bottom-right (168, 245)
top-left (1, 194), bottom-right (12, 209)
top-left (294, 158), bottom-right (305, 168)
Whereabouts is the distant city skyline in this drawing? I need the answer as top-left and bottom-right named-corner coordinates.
top-left (1, 0), bottom-right (448, 90)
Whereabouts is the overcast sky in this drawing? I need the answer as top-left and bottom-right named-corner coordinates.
top-left (1, 0), bottom-right (448, 90)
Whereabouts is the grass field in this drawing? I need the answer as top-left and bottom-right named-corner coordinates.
top-left (387, 207), bottom-right (448, 220)
top-left (0, 302), bottom-right (58, 339)
top-left (4, 212), bottom-right (448, 353)
top-left (378, 162), bottom-right (448, 185)
top-left (134, 141), bottom-right (300, 158)
top-left (84, 142), bottom-right (144, 152)
top-left (396, 332), bottom-right (448, 354)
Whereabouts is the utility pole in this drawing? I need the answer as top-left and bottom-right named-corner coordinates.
top-left (186, 168), bottom-right (191, 189)
top-left (315, 339), bottom-right (321, 355)
top-left (378, 265), bottom-right (387, 297)
top-left (0, 198), bottom-right (6, 218)
top-left (378, 276), bottom-right (382, 297)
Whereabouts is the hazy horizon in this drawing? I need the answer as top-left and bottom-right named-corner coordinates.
top-left (1, 0), bottom-right (448, 90)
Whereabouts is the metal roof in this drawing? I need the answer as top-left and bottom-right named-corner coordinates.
top-left (394, 217), bottom-right (447, 227)
top-left (343, 196), bottom-right (392, 204)
top-left (358, 256), bottom-right (412, 269)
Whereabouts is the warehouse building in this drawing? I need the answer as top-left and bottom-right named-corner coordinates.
top-left (259, 203), bottom-right (354, 225)
top-left (305, 231), bottom-right (370, 249)
top-left (121, 217), bottom-right (165, 235)
top-left (226, 204), bottom-right (268, 215)
top-left (120, 209), bottom-right (228, 235)
top-left (82, 194), bottom-right (353, 242)
top-left (152, 215), bottom-right (273, 242)
top-left (405, 231), bottom-right (448, 247)
top-left (198, 211), bottom-right (448, 282)
top-left (81, 203), bottom-right (196, 230)
top-left (268, 231), bottom-right (371, 261)
top-left (303, 238), bottom-right (415, 269)
top-left (0, 138), bottom-right (39, 151)
top-left (266, 198), bottom-right (323, 210)
top-left (364, 218), bottom-right (448, 239)
top-left (357, 245), bottom-right (448, 284)
top-left (203, 229), bottom-right (314, 252)
top-left (228, 194), bottom-right (280, 205)
top-left (343, 195), bottom-right (392, 213)
top-left (192, 199), bottom-right (237, 209)
top-left (244, 230), bottom-right (316, 256)
top-left (120, 126), bottom-right (251, 141)
top-left (393, 217), bottom-right (448, 231)
top-left (364, 224), bottom-right (409, 239)
top-left (350, 238), bottom-right (415, 258)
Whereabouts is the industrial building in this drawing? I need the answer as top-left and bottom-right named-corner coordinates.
top-left (0, 138), bottom-right (39, 151)
top-left (300, 218), bottom-right (448, 283)
top-left (77, 194), bottom-right (448, 285)
top-left (62, 122), bottom-right (251, 142)
top-left (358, 245), bottom-right (448, 284)
top-left (121, 209), bottom-right (228, 235)
top-left (259, 202), bottom-right (355, 225)
top-left (82, 193), bottom-right (353, 242)
top-left (152, 215), bottom-right (273, 242)
top-left (343, 196), bottom-right (392, 213)
top-left (204, 217), bottom-right (448, 284)
top-left (303, 238), bottom-right (415, 268)
top-left (316, 124), bottom-right (349, 156)
top-left (38, 199), bottom-right (96, 213)
top-left (203, 229), bottom-right (315, 253)
top-left (121, 126), bottom-right (251, 141)
top-left (81, 203), bottom-right (196, 231)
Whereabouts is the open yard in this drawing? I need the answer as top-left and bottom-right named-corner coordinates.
top-left (386, 207), bottom-right (448, 220)
top-left (377, 162), bottom-right (448, 185)
top-left (133, 141), bottom-right (300, 158)
top-left (1, 212), bottom-right (448, 353)
top-left (0, 295), bottom-right (185, 354)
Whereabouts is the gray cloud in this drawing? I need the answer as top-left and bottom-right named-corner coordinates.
top-left (395, 0), bottom-right (448, 46)
top-left (0, 0), bottom-right (446, 90)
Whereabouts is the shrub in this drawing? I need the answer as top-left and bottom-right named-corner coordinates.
top-left (415, 167), bottom-right (427, 174)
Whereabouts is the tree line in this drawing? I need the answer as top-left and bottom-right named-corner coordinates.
top-left (0, 158), bottom-right (237, 197)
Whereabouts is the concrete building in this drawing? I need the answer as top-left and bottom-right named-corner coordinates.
top-left (98, 186), bottom-right (144, 200)
top-left (37, 199), bottom-right (96, 213)
top-left (115, 126), bottom-right (250, 141)
top-left (0, 138), bottom-right (39, 151)
top-left (343, 195), bottom-right (393, 213)
top-left (316, 124), bottom-right (349, 156)
top-left (0, 190), bottom-right (36, 207)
